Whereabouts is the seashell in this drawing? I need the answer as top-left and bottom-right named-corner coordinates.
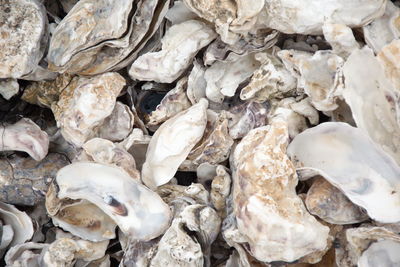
top-left (4, 242), bottom-right (48, 267)
top-left (305, 177), bottom-right (369, 225)
top-left (46, 183), bottom-right (117, 242)
top-left (165, 0), bottom-right (198, 25)
top-left (271, 106), bottom-right (308, 139)
top-left (227, 101), bottom-right (268, 139)
top-left (81, 138), bottom-right (140, 180)
top-left (204, 53), bottom-right (260, 103)
top-left (185, 111), bottom-right (234, 169)
top-left (322, 23), bottom-right (360, 58)
top-left (187, 59), bottom-right (207, 105)
top-left (377, 39), bottom-right (400, 90)
top-left (48, 0), bottom-right (170, 75)
top-left (240, 51), bottom-right (297, 103)
top-left (210, 165), bottom-right (231, 218)
top-left (343, 46), bottom-right (400, 164)
top-left (123, 129), bottom-right (151, 171)
top-left (147, 77), bottom-right (192, 127)
top-left (51, 72), bottom-right (126, 147)
top-left (142, 99), bottom-right (208, 189)
top-left (0, 79), bottom-right (19, 100)
top-left (262, 0), bottom-right (386, 34)
top-left (22, 73), bottom-right (74, 108)
top-left (363, 1), bottom-right (400, 53)
top-left (0, 153), bottom-right (69, 206)
top-left (52, 162), bottom-right (171, 241)
top-left (278, 49), bottom-right (344, 112)
top-left (287, 122), bottom-right (400, 223)
top-left (288, 97), bottom-right (319, 125)
top-left (0, 118), bottom-right (49, 161)
top-left (232, 117), bottom-right (329, 262)
top-left (97, 102), bottom-right (134, 142)
top-left (129, 20), bottom-right (217, 83)
top-left (358, 239), bottom-right (400, 267)
top-left (0, 0), bottom-right (48, 78)
top-left (0, 202), bottom-right (34, 256)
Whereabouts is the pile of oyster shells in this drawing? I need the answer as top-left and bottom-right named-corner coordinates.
top-left (2, 0), bottom-right (400, 266)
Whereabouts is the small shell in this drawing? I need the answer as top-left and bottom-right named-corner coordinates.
top-left (305, 177), bottom-right (368, 225)
top-left (51, 72), bottom-right (126, 147)
top-left (142, 99), bottom-right (208, 188)
top-left (232, 117), bottom-right (329, 262)
top-left (210, 165), bottom-right (231, 218)
top-left (322, 23), bottom-right (360, 58)
top-left (288, 122), bottom-right (400, 223)
top-left (0, 79), bottom-right (19, 100)
top-left (129, 20), bottom-right (217, 83)
top-left (0, 118), bottom-right (49, 161)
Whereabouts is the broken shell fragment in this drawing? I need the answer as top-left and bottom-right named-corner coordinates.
top-left (51, 72), bottom-right (126, 147)
top-left (232, 117), bottom-right (329, 262)
top-left (288, 122), bottom-right (400, 223)
top-left (0, 118), bottom-right (49, 161)
top-left (358, 239), bottom-right (400, 267)
top-left (142, 99), bottom-right (208, 188)
top-left (54, 162), bottom-right (171, 241)
top-left (322, 23), bottom-right (360, 58)
top-left (0, 79), bottom-right (19, 100)
top-left (129, 20), bottom-right (217, 83)
top-left (0, 0), bottom-right (48, 78)
top-left (305, 177), bottom-right (368, 225)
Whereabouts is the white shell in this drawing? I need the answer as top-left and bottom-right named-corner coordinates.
top-left (378, 39), bottom-right (400, 91)
top-left (0, 118), bottom-right (49, 161)
top-left (343, 46), bottom-right (400, 164)
top-left (56, 162), bottom-right (171, 241)
top-left (363, 1), bottom-right (400, 53)
top-left (0, 79), bottom-right (19, 100)
top-left (232, 117), bottom-right (329, 262)
top-left (358, 240), bottom-right (400, 267)
top-left (187, 60), bottom-right (207, 105)
top-left (51, 72), bottom-right (126, 147)
top-left (322, 23), bottom-right (360, 58)
top-left (262, 0), bottom-right (386, 34)
top-left (129, 20), bottom-right (216, 83)
top-left (287, 122), bottom-right (400, 223)
top-left (142, 99), bottom-right (208, 188)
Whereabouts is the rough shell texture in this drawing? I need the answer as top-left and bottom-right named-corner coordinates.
top-left (232, 117), bottom-right (329, 262)
top-left (322, 23), bottom-right (360, 58)
top-left (378, 39), bottom-right (400, 90)
top-left (262, 0), bottom-right (386, 34)
top-left (142, 99), bottom-right (208, 188)
top-left (0, 0), bottom-right (48, 78)
top-left (305, 177), bottom-right (368, 225)
top-left (0, 118), bottom-right (49, 161)
top-left (288, 122), bottom-right (400, 223)
top-left (129, 20), bottom-right (217, 83)
top-left (343, 46), bottom-right (400, 165)
top-left (4, 242), bottom-right (47, 266)
top-left (51, 72), bottom-right (126, 147)
top-left (55, 162), bottom-right (171, 241)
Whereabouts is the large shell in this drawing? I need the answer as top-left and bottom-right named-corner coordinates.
top-left (363, 1), bottom-right (400, 53)
top-left (48, 0), bottom-right (169, 75)
top-left (305, 177), bottom-right (368, 225)
top-left (142, 99), bottom-right (208, 189)
top-left (0, 0), bottom-right (48, 78)
top-left (129, 20), bottom-right (217, 83)
top-left (51, 72), bottom-right (126, 147)
top-left (262, 0), bottom-right (386, 34)
top-left (232, 117), bottom-right (329, 262)
top-left (288, 122), bottom-right (400, 223)
top-left (278, 49), bottom-right (344, 112)
top-left (54, 162), bottom-right (171, 241)
top-left (0, 118), bottom-right (49, 161)
top-left (343, 46), bottom-right (400, 164)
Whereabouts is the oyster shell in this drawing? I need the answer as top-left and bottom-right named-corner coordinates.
top-left (0, 79), bottom-right (19, 100)
top-left (210, 165), bottom-right (231, 218)
top-left (129, 20), bottom-right (217, 83)
top-left (48, 0), bottom-right (170, 75)
top-left (288, 122), bottom-right (400, 223)
top-left (4, 242), bottom-right (47, 267)
top-left (0, 118), bottom-right (49, 161)
top-left (322, 23), bottom-right (360, 58)
top-left (377, 39), bottom-right (400, 90)
top-left (204, 53), bottom-right (260, 103)
top-left (187, 59), bottom-right (207, 105)
top-left (262, 0), bottom-right (386, 34)
top-left (278, 49), bottom-right (344, 112)
top-left (232, 117), bottom-right (329, 262)
top-left (53, 162), bottom-right (171, 241)
top-left (363, 1), bottom-right (400, 53)
top-left (305, 177), bottom-right (368, 225)
top-left (51, 72), bottom-right (126, 147)
top-left (0, 0), bottom-right (48, 78)
top-left (358, 239), bottom-right (400, 267)
top-left (343, 46), bottom-right (400, 164)
top-left (142, 99), bottom-right (208, 189)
